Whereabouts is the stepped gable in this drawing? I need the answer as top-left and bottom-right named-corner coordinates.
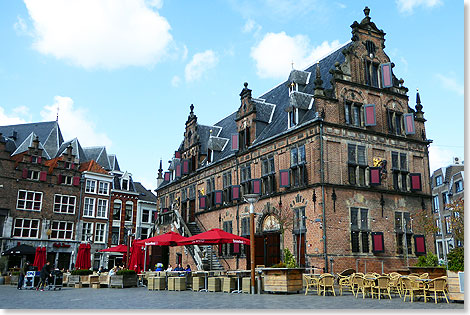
top-left (56, 138), bottom-right (87, 163)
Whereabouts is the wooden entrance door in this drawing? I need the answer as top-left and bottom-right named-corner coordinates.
top-left (295, 233), bottom-right (306, 267)
top-left (189, 200), bottom-right (195, 222)
top-left (246, 233), bottom-right (281, 269)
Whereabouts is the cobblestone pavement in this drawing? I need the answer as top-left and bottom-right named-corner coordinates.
top-left (0, 286), bottom-right (464, 309)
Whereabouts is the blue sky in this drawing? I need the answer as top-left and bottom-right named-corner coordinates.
top-left (0, 0), bottom-right (464, 191)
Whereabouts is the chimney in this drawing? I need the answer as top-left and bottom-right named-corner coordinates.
top-left (10, 130), bottom-right (17, 140)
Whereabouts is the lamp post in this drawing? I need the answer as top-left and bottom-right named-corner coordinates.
top-left (243, 193), bottom-right (259, 295)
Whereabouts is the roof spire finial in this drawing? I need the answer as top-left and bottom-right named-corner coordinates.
top-left (56, 103), bottom-right (59, 122)
top-left (291, 60), bottom-right (294, 70)
top-left (415, 88), bottom-right (423, 113)
top-left (364, 6), bottom-right (370, 17)
top-left (314, 61), bottom-right (324, 97)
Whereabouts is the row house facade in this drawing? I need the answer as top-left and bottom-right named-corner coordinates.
top-left (430, 158), bottom-right (464, 262)
top-left (0, 121), bottom-right (156, 271)
top-left (155, 7), bottom-right (434, 274)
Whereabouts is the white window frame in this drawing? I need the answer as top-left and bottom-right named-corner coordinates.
top-left (435, 175), bottom-right (443, 186)
top-left (455, 180), bottom-right (463, 193)
top-left (125, 202), bottom-right (133, 222)
top-left (85, 179), bottom-right (97, 194)
top-left (53, 194), bottom-right (76, 214)
top-left (28, 170), bottom-right (40, 181)
top-left (96, 199), bottom-right (108, 219)
top-left (17, 190), bottom-right (43, 211)
top-left (83, 197), bottom-right (95, 217)
top-left (142, 209), bottom-right (150, 223)
top-left (433, 195), bottom-right (440, 212)
top-left (50, 221), bottom-right (74, 240)
top-left (12, 218), bottom-right (40, 238)
top-left (63, 175), bottom-right (73, 185)
top-left (111, 226), bottom-right (120, 245)
top-left (81, 222), bottom-right (94, 242)
top-left (94, 223), bottom-right (106, 243)
top-left (98, 181), bottom-right (109, 195)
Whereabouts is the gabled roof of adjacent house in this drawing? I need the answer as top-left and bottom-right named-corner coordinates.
top-left (56, 138), bottom-right (87, 163)
top-left (134, 182), bottom-right (157, 203)
top-left (79, 159), bottom-right (109, 175)
top-left (83, 146), bottom-right (112, 170)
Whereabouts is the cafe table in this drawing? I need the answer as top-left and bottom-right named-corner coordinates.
top-left (192, 271), bottom-right (211, 292)
top-left (226, 270), bottom-right (250, 294)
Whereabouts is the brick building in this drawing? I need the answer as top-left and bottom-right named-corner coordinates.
top-left (155, 7), bottom-right (434, 274)
top-left (430, 157), bottom-right (464, 262)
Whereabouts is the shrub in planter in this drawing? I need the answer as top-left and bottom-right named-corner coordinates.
top-left (447, 247), bottom-right (464, 272)
top-left (271, 262), bottom-right (286, 268)
top-left (415, 253), bottom-right (439, 267)
top-left (11, 271), bottom-right (20, 276)
top-left (116, 269), bottom-right (136, 276)
top-left (71, 269), bottom-right (93, 275)
top-left (284, 248), bottom-right (298, 268)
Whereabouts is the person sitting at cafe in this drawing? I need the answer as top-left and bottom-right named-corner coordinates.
top-left (184, 264), bottom-right (191, 272)
top-left (174, 263), bottom-right (184, 271)
top-left (166, 265), bottom-right (173, 272)
top-left (109, 266), bottom-right (117, 276)
top-left (155, 263), bottom-right (164, 271)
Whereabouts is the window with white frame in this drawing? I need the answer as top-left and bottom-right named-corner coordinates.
top-left (433, 195), bottom-right (440, 213)
top-left (81, 222), bottom-right (93, 242)
top-left (140, 227), bottom-right (149, 240)
top-left (142, 209), bottom-right (150, 223)
top-left (13, 218), bottom-right (40, 238)
top-left (98, 182), bottom-right (109, 195)
top-left (27, 170), bottom-right (40, 181)
top-left (85, 179), bottom-right (96, 193)
top-left (50, 221), bottom-right (73, 240)
top-left (63, 175), bottom-right (73, 185)
top-left (83, 197), bottom-right (95, 217)
top-left (17, 190), bottom-right (42, 211)
top-left (54, 194), bottom-right (76, 214)
top-left (288, 108), bottom-right (298, 128)
top-left (455, 180), bottom-right (463, 193)
top-left (125, 202), bottom-right (133, 221)
top-left (435, 175), bottom-right (443, 186)
top-left (96, 199), bottom-right (108, 218)
top-left (445, 216), bottom-right (452, 234)
top-left (95, 223), bottom-right (106, 243)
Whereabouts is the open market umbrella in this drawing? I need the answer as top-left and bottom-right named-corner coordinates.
top-left (136, 231), bottom-right (188, 246)
top-left (99, 244), bottom-right (129, 253)
top-left (177, 228), bottom-right (250, 246)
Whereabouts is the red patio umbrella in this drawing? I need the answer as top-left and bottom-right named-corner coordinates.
top-left (177, 228), bottom-right (250, 246)
top-left (33, 246), bottom-right (47, 269)
top-left (75, 244), bottom-right (84, 269)
top-left (136, 231), bottom-right (188, 246)
top-left (99, 244), bottom-right (129, 253)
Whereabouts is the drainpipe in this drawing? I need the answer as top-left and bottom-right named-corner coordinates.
top-left (319, 118), bottom-right (328, 272)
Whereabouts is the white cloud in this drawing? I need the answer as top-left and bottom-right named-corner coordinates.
top-left (171, 75), bottom-right (181, 87)
top-left (23, 0), bottom-right (173, 69)
top-left (0, 107), bottom-right (29, 125)
top-left (396, 0), bottom-right (442, 14)
top-left (40, 96), bottom-right (112, 148)
top-left (181, 45), bottom-right (188, 61)
top-left (184, 50), bottom-right (219, 82)
top-left (251, 32), bottom-right (341, 79)
top-left (435, 74), bottom-right (464, 96)
top-left (428, 146), bottom-right (460, 172)
top-left (13, 16), bottom-right (28, 35)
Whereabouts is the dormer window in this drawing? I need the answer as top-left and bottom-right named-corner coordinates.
top-left (239, 127), bottom-right (250, 151)
top-left (122, 179), bottom-right (129, 190)
top-left (207, 149), bottom-right (213, 164)
top-left (288, 108), bottom-right (298, 128)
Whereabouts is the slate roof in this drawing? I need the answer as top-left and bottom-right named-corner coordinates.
top-left (83, 146), bottom-right (112, 170)
top-left (56, 138), bottom-right (87, 162)
top-left (11, 132), bottom-right (50, 159)
top-left (134, 182), bottom-right (157, 203)
top-left (0, 121), bottom-right (63, 158)
top-left (108, 154), bottom-right (120, 172)
top-left (159, 42), bottom-right (352, 189)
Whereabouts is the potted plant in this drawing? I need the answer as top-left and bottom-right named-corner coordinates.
top-left (69, 269), bottom-right (93, 286)
top-left (262, 249), bottom-right (304, 293)
top-left (446, 247), bottom-right (464, 301)
top-left (110, 269), bottom-right (137, 288)
top-left (408, 253), bottom-right (446, 278)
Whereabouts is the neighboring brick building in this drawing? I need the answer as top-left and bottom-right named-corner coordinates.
top-left (430, 157), bottom-right (464, 262)
top-left (155, 7), bottom-right (434, 274)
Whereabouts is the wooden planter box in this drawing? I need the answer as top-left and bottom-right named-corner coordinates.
top-left (68, 275), bottom-right (80, 286)
top-left (408, 266), bottom-right (447, 278)
top-left (109, 274), bottom-right (138, 288)
top-left (168, 277), bottom-right (176, 291)
top-left (261, 268), bottom-right (304, 293)
top-left (10, 275), bottom-right (19, 285)
top-left (99, 275), bottom-right (109, 287)
top-left (80, 275), bottom-right (90, 286)
top-left (192, 277), bottom-right (204, 291)
top-left (222, 277), bottom-right (236, 293)
top-left (174, 277), bottom-right (186, 291)
top-left (148, 277), bottom-right (165, 290)
top-left (447, 270), bottom-right (464, 301)
top-left (208, 277), bottom-right (221, 292)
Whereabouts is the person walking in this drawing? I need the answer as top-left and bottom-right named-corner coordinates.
top-left (36, 261), bottom-right (52, 291)
top-left (17, 261), bottom-right (31, 290)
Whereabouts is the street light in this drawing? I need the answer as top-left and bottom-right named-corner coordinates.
top-left (243, 193), bottom-right (260, 295)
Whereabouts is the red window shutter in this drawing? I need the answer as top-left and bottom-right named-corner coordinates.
top-left (22, 168), bottom-right (28, 179)
top-left (164, 172), bottom-right (171, 181)
top-left (410, 173), bottom-right (422, 191)
top-left (199, 196), bottom-right (206, 209)
top-left (371, 232), bottom-right (384, 253)
top-left (233, 243), bottom-right (240, 254)
top-left (175, 151), bottom-right (181, 159)
top-left (404, 113), bottom-right (415, 135)
top-left (369, 167), bottom-right (381, 186)
top-left (231, 185), bottom-right (240, 200)
top-left (39, 171), bottom-right (47, 182)
top-left (37, 157), bottom-right (42, 164)
top-left (175, 164), bottom-right (181, 178)
top-left (231, 134), bottom-right (239, 151)
top-left (71, 163), bottom-right (75, 169)
top-left (251, 179), bottom-right (261, 194)
top-left (364, 104), bottom-right (376, 126)
top-left (57, 174), bottom-right (63, 184)
top-left (182, 159), bottom-right (189, 175)
top-left (72, 176), bottom-right (80, 186)
top-left (279, 170), bottom-right (290, 188)
top-left (215, 191), bottom-right (223, 205)
top-left (380, 63), bottom-right (393, 88)
top-left (414, 235), bottom-right (426, 255)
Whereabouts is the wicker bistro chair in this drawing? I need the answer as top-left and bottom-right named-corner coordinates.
top-left (338, 274), bottom-right (354, 296)
top-left (425, 276), bottom-right (449, 304)
top-left (419, 273), bottom-right (429, 279)
top-left (402, 277), bottom-right (426, 303)
top-left (304, 274), bottom-right (320, 296)
top-left (388, 275), bottom-right (402, 297)
top-left (350, 274), bottom-right (363, 297)
top-left (372, 276), bottom-right (392, 300)
top-left (318, 273), bottom-right (336, 296)
top-left (352, 274), bottom-right (370, 299)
